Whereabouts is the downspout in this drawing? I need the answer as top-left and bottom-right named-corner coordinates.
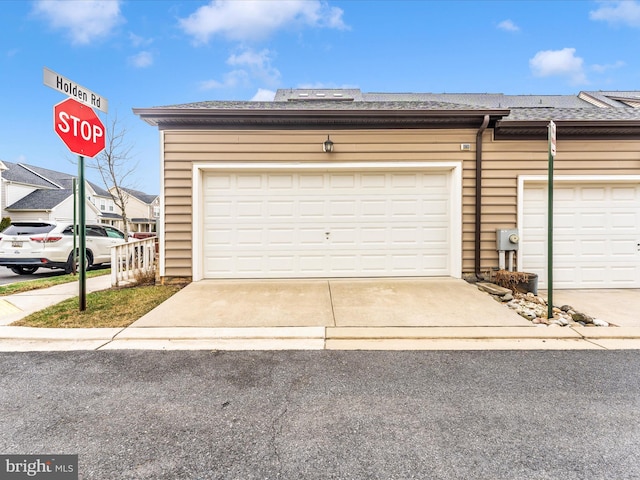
top-left (475, 115), bottom-right (490, 278)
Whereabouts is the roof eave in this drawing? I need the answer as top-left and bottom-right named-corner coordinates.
top-left (133, 107), bottom-right (510, 130)
top-left (495, 119), bottom-right (640, 140)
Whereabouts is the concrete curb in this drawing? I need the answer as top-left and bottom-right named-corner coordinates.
top-left (2, 325), bottom-right (640, 351)
top-left (325, 326), bottom-right (583, 339)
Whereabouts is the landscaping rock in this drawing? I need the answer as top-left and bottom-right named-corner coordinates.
top-left (470, 280), bottom-right (609, 328)
top-left (572, 312), bottom-right (594, 324)
top-left (501, 293), bottom-right (513, 302)
top-left (477, 282), bottom-right (512, 296)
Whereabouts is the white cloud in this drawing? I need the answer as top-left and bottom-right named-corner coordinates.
top-left (591, 60), bottom-right (625, 73)
top-left (33, 0), bottom-right (124, 45)
top-left (529, 48), bottom-right (587, 85)
top-left (128, 51), bottom-right (153, 68)
top-left (227, 48), bottom-right (281, 85)
top-left (179, 0), bottom-right (348, 44)
top-left (251, 89), bottom-right (276, 101)
top-left (497, 19), bottom-right (519, 32)
top-left (590, 0), bottom-right (640, 27)
top-left (199, 70), bottom-right (250, 90)
top-left (200, 48), bottom-right (281, 91)
top-left (129, 32), bottom-right (153, 48)
top-left (297, 82), bottom-right (359, 89)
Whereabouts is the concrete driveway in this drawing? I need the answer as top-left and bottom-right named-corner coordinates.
top-left (132, 278), bottom-right (531, 328)
top-left (541, 289), bottom-right (640, 327)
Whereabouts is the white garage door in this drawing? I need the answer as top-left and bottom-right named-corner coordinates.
top-left (522, 182), bottom-right (640, 288)
top-left (203, 170), bottom-right (453, 278)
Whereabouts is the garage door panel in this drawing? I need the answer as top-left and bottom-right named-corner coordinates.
top-left (581, 240), bottom-right (608, 257)
top-left (268, 255), bottom-right (296, 272)
top-left (612, 213), bottom-right (637, 230)
top-left (522, 182), bottom-right (640, 288)
top-left (299, 256), bottom-right (325, 272)
top-left (361, 200), bottom-right (388, 217)
top-left (268, 175), bottom-right (294, 188)
top-left (330, 174), bottom-right (356, 188)
top-left (204, 170), bottom-right (453, 278)
top-left (361, 174), bottom-right (386, 188)
top-left (237, 201), bottom-right (262, 217)
top-left (612, 186), bottom-right (636, 200)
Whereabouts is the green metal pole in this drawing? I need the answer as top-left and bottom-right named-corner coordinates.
top-left (547, 126), bottom-right (554, 320)
top-left (72, 178), bottom-right (77, 275)
top-left (78, 155), bottom-right (86, 311)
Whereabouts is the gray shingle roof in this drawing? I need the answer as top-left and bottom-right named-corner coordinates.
top-left (274, 89), bottom-right (363, 101)
top-left (363, 93), bottom-right (591, 108)
top-left (6, 189), bottom-right (72, 210)
top-left (88, 181), bottom-right (110, 197)
top-left (131, 217), bottom-right (156, 223)
top-left (1, 161), bottom-right (117, 198)
top-left (500, 107), bottom-right (640, 122)
top-left (151, 99), bottom-right (490, 111)
top-left (100, 212), bottom-right (123, 220)
top-left (22, 164), bottom-right (75, 188)
top-left (1, 161), bottom-right (62, 188)
top-left (580, 91), bottom-right (640, 108)
top-left (135, 89), bottom-right (640, 137)
top-left (120, 187), bottom-right (158, 204)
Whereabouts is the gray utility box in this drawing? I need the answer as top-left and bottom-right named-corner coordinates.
top-left (496, 229), bottom-right (520, 251)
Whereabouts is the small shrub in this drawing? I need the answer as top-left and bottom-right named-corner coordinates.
top-left (133, 268), bottom-right (157, 286)
top-left (494, 270), bottom-right (532, 291)
top-left (0, 217), bottom-right (11, 232)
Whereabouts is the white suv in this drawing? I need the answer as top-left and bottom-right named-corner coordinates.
top-left (0, 222), bottom-right (126, 275)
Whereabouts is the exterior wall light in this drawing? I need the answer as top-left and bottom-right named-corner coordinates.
top-left (323, 135), bottom-right (334, 153)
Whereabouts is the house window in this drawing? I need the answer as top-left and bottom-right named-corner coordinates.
top-left (109, 204), bottom-right (114, 212)
top-left (100, 200), bottom-right (106, 211)
top-left (153, 206), bottom-right (160, 218)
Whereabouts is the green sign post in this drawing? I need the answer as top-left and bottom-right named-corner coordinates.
top-left (46, 68), bottom-right (107, 312)
top-left (547, 120), bottom-right (556, 320)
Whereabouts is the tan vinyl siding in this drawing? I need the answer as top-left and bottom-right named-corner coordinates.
top-left (479, 133), bottom-right (640, 272)
top-left (161, 127), bottom-right (640, 279)
top-left (162, 129), bottom-right (478, 278)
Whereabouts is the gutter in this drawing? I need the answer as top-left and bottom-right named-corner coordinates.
top-left (475, 114), bottom-right (490, 278)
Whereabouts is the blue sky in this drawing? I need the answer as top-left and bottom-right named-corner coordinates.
top-left (2, 0), bottom-right (640, 195)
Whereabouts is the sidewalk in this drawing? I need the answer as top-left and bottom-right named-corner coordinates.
top-left (1, 276), bottom-right (640, 351)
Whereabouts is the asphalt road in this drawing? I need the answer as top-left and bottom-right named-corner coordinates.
top-left (0, 266), bottom-right (64, 285)
top-left (1, 350), bottom-right (639, 479)
top-left (0, 265), bottom-right (109, 285)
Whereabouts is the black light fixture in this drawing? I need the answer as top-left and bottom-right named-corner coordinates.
top-left (323, 135), bottom-right (334, 153)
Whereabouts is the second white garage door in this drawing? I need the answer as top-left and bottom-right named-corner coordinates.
top-left (203, 170), bottom-right (454, 278)
top-left (522, 182), bottom-right (640, 288)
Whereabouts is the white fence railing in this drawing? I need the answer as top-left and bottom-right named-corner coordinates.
top-left (111, 237), bottom-right (157, 287)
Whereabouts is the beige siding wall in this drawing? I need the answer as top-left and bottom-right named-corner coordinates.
top-left (163, 129), bottom-right (478, 278)
top-left (162, 128), bottom-right (640, 279)
top-left (480, 133), bottom-right (640, 272)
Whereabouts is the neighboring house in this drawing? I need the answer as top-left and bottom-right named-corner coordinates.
top-left (108, 187), bottom-right (159, 233)
top-left (0, 162), bottom-right (158, 234)
top-left (134, 89), bottom-right (640, 289)
top-left (0, 161), bottom-right (111, 224)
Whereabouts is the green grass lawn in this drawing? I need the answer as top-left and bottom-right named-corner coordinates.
top-left (11, 284), bottom-right (181, 328)
top-left (0, 268), bottom-right (110, 296)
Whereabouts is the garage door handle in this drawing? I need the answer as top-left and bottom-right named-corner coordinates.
top-left (325, 232), bottom-right (331, 240)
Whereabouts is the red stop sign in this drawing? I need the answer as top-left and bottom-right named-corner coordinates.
top-left (53, 98), bottom-right (105, 157)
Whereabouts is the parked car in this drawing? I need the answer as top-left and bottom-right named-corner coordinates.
top-left (131, 232), bottom-right (156, 240)
top-left (0, 222), bottom-right (126, 274)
